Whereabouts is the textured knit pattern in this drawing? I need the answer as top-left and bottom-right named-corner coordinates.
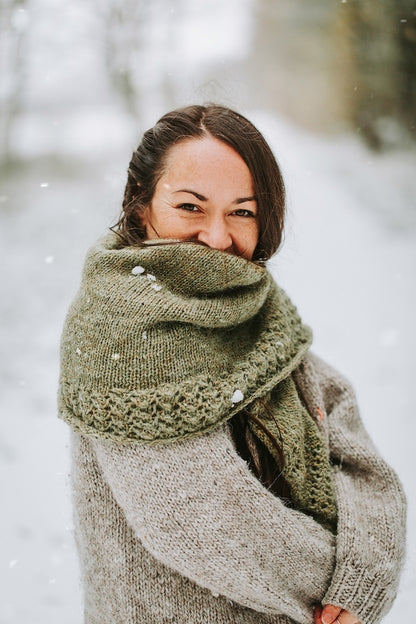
top-left (70, 353), bottom-right (406, 624)
top-left (58, 233), bottom-right (312, 444)
top-left (248, 377), bottom-right (337, 532)
top-left (59, 234), bottom-right (338, 531)
top-left (62, 234), bottom-right (406, 623)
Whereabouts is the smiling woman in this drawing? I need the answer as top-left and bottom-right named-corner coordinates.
top-left (141, 136), bottom-right (259, 258)
top-left (115, 104), bottom-right (285, 261)
top-left (58, 104), bottom-right (406, 624)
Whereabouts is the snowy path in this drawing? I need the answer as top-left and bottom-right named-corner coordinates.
top-left (1, 112), bottom-right (415, 623)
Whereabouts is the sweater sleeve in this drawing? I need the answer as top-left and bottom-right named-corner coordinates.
top-left (310, 355), bottom-right (407, 624)
top-left (91, 425), bottom-right (335, 623)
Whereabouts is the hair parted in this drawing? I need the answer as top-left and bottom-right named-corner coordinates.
top-left (114, 104), bottom-right (286, 261)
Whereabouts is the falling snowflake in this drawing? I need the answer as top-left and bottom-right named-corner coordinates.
top-left (147, 273), bottom-right (156, 281)
top-left (132, 265), bottom-right (145, 275)
top-left (76, 348), bottom-right (82, 355)
top-left (151, 283), bottom-right (162, 291)
top-left (111, 353), bottom-right (120, 361)
top-left (231, 389), bottom-right (244, 404)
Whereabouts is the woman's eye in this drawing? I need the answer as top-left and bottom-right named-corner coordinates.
top-left (232, 209), bottom-right (256, 218)
top-left (177, 203), bottom-right (200, 213)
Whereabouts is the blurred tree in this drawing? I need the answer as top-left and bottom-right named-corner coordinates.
top-left (397, 2), bottom-right (416, 131)
top-left (0, 0), bottom-right (28, 165)
top-left (249, 2), bottom-right (343, 133)
top-left (101, 0), bottom-right (148, 115)
top-left (249, 0), bottom-right (416, 149)
top-left (99, 0), bottom-right (183, 122)
top-left (340, 0), bottom-right (416, 149)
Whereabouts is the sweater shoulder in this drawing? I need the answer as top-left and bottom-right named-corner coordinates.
top-left (292, 352), bottom-right (358, 427)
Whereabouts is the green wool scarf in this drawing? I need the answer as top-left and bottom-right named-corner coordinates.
top-left (59, 232), bottom-right (337, 532)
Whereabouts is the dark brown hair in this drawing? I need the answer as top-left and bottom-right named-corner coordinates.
top-left (114, 104), bottom-right (286, 261)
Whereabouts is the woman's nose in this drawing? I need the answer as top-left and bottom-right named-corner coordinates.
top-left (197, 217), bottom-right (233, 251)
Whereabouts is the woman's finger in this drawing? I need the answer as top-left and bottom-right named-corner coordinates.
top-left (335, 609), bottom-right (362, 624)
top-left (321, 603), bottom-right (342, 623)
top-left (313, 604), bottom-right (323, 623)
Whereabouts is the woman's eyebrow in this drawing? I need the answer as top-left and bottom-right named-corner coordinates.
top-left (174, 189), bottom-right (207, 201)
top-left (235, 196), bottom-right (257, 204)
top-left (174, 189), bottom-right (257, 204)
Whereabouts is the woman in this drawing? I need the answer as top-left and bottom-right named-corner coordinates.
top-left (59, 104), bottom-right (406, 624)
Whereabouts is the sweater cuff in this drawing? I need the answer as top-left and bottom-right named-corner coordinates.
top-left (322, 563), bottom-right (399, 624)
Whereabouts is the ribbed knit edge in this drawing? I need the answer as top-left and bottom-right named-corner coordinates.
top-left (322, 467), bottom-right (407, 624)
top-left (323, 563), bottom-right (402, 624)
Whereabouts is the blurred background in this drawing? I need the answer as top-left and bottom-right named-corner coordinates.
top-left (1, 1), bottom-right (415, 622)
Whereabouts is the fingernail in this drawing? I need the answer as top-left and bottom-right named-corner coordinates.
top-left (321, 615), bottom-right (332, 624)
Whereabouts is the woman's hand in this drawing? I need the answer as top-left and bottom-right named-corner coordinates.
top-left (314, 604), bottom-right (361, 624)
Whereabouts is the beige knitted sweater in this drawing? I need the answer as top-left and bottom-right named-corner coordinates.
top-left (71, 353), bottom-right (406, 624)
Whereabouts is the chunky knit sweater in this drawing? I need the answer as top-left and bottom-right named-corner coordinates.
top-left (70, 356), bottom-right (406, 624)
top-left (59, 234), bottom-right (338, 531)
top-left (64, 236), bottom-right (406, 624)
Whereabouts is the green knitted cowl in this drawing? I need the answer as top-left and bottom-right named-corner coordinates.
top-left (59, 232), bottom-right (337, 532)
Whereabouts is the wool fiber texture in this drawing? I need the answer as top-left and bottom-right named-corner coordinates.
top-left (61, 234), bottom-right (406, 624)
top-left (59, 233), bottom-right (337, 530)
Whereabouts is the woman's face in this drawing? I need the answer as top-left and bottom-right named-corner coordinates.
top-left (140, 136), bottom-right (259, 260)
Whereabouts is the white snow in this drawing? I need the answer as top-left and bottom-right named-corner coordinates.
top-left (232, 389), bottom-right (244, 404)
top-left (1, 2), bottom-right (414, 623)
top-left (131, 265), bottom-right (145, 275)
top-left (2, 111), bottom-right (414, 624)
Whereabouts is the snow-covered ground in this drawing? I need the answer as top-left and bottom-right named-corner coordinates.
top-left (1, 1), bottom-right (415, 622)
top-left (1, 109), bottom-right (414, 623)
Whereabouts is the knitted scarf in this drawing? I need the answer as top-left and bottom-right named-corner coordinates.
top-left (59, 232), bottom-right (337, 532)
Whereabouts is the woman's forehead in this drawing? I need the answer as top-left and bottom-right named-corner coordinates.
top-left (159, 136), bottom-right (254, 192)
